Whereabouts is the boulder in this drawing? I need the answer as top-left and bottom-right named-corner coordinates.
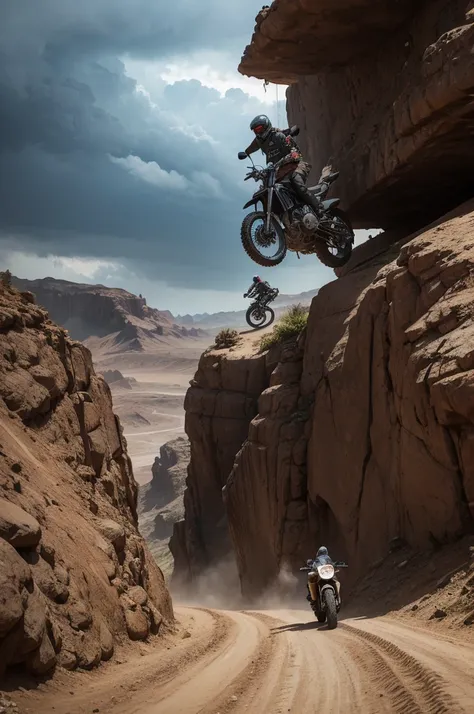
top-left (0, 540), bottom-right (32, 636)
top-left (128, 586), bottom-right (148, 607)
top-left (59, 649), bottom-right (77, 671)
top-left (21, 588), bottom-right (47, 655)
top-left (67, 601), bottom-right (93, 631)
top-left (99, 621), bottom-right (114, 661)
top-left (26, 632), bottom-right (56, 676)
top-left (96, 519), bottom-right (126, 554)
top-left (0, 499), bottom-right (41, 548)
top-left (29, 556), bottom-right (69, 604)
top-left (125, 608), bottom-right (149, 641)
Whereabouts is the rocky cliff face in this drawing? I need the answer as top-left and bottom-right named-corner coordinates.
top-left (0, 285), bottom-right (172, 679)
top-left (228, 200), bottom-right (474, 596)
top-left (139, 437), bottom-right (190, 576)
top-left (12, 277), bottom-right (203, 345)
top-left (170, 341), bottom-right (281, 587)
top-left (239, 1), bottom-right (474, 232)
top-left (179, 200), bottom-right (474, 598)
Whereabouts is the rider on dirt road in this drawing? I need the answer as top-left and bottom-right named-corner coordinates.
top-left (243, 275), bottom-right (273, 300)
top-left (239, 115), bottom-right (322, 216)
top-left (306, 546), bottom-right (342, 602)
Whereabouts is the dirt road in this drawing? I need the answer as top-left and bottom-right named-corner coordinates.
top-left (11, 606), bottom-right (474, 714)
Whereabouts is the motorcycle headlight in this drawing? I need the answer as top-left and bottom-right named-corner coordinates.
top-left (317, 564), bottom-right (335, 580)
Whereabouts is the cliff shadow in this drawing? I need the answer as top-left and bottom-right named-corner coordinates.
top-left (342, 535), bottom-right (474, 623)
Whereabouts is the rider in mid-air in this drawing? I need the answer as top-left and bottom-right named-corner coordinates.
top-left (239, 114), bottom-right (322, 216)
top-left (244, 275), bottom-right (273, 300)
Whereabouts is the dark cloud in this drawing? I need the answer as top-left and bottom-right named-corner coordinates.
top-left (0, 1), bottom-right (289, 291)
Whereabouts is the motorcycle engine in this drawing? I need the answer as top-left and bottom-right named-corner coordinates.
top-left (283, 206), bottom-right (319, 253)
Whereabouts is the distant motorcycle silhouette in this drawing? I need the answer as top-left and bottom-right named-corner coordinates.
top-left (244, 285), bottom-right (279, 329)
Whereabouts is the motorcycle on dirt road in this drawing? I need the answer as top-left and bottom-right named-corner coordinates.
top-left (300, 559), bottom-right (348, 630)
top-left (238, 130), bottom-right (354, 270)
top-left (244, 286), bottom-right (279, 329)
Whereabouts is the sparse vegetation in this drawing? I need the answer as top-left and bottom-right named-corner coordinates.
top-left (259, 304), bottom-right (309, 352)
top-left (214, 328), bottom-right (241, 350)
top-left (0, 269), bottom-right (12, 287)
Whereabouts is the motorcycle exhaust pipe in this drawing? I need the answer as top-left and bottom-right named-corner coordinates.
top-left (308, 575), bottom-right (318, 601)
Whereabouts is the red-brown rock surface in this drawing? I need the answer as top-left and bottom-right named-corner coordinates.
top-left (0, 284), bottom-right (173, 679)
top-left (179, 200), bottom-right (474, 599)
top-left (239, 1), bottom-right (474, 231)
top-left (170, 340), bottom-right (281, 587)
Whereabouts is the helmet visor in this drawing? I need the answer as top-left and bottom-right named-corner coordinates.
top-left (253, 124), bottom-right (266, 135)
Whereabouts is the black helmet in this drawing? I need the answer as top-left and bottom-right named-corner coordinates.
top-left (317, 546), bottom-right (328, 557)
top-left (253, 275), bottom-right (261, 283)
top-left (250, 115), bottom-right (272, 140)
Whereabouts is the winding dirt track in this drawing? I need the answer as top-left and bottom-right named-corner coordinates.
top-left (14, 607), bottom-right (474, 714)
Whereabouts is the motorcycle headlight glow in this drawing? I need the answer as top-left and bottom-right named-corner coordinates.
top-left (317, 564), bottom-right (335, 580)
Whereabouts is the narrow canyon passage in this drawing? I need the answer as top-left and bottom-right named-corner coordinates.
top-left (14, 605), bottom-right (474, 714)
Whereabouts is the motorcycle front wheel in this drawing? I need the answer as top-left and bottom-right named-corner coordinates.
top-left (323, 589), bottom-right (338, 630)
top-left (241, 211), bottom-right (287, 267)
top-left (246, 305), bottom-right (275, 329)
top-left (315, 209), bottom-right (354, 268)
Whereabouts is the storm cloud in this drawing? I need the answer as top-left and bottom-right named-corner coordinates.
top-left (0, 0), bottom-right (287, 292)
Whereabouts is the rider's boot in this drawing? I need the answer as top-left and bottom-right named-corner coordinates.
top-left (291, 174), bottom-right (323, 216)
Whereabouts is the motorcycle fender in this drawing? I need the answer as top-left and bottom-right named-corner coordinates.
top-left (322, 198), bottom-right (340, 211)
top-left (243, 189), bottom-right (267, 210)
top-left (320, 583), bottom-right (336, 597)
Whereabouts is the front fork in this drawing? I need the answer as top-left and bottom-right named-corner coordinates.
top-left (265, 186), bottom-right (274, 233)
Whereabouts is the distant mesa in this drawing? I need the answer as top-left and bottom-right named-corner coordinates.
top-left (100, 369), bottom-right (137, 390)
top-left (12, 277), bottom-right (208, 363)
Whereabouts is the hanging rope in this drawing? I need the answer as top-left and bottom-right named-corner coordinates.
top-left (276, 84), bottom-right (280, 127)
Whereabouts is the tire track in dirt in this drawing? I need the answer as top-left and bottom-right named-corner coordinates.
top-left (10, 607), bottom-right (474, 714)
top-left (340, 624), bottom-right (460, 714)
top-left (202, 612), bottom-right (297, 714)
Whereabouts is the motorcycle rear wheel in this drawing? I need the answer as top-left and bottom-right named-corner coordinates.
top-left (246, 305), bottom-right (275, 329)
top-left (315, 611), bottom-right (326, 623)
top-left (315, 209), bottom-right (354, 268)
top-left (323, 589), bottom-right (338, 630)
top-left (241, 211), bottom-right (287, 267)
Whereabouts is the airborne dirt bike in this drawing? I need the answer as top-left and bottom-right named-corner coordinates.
top-left (300, 559), bottom-right (348, 630)
top-left (245, 287), bottom-right (279, 329)
top-left (238, 145), bottom-right (354, 269)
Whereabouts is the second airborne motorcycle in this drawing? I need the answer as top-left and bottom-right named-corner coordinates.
top-left (238, 129), bottom-right (354, 269)
top-left (245, 285), bottom-right (279, 329)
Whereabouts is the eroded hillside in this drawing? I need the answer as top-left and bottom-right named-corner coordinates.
top-left (0, 284), bottom-right (172, 679)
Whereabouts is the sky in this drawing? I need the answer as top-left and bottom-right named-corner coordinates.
top-left (0, 0), bottom-right (374, 315)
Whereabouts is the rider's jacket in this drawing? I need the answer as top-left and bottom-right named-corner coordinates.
top-left (245, 128), bottom-right (303, 166)
top-left (312, 554), bottom-right (335, 568)
top-left (246, 280), bottom-right (271, 299)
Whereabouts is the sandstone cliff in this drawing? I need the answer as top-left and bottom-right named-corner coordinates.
top-left (139, 437), bottom-right (190, 576)
top-left (0, 285), bottom-right (172, 679)
top-left (239, 1), bottom-right (474, 232)
top-left (13, 277), bottom-right (204, 346)
top-left (170, 340), bottom-right (281, 586)
top-left (178, 200), bottom-right (474, 602)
